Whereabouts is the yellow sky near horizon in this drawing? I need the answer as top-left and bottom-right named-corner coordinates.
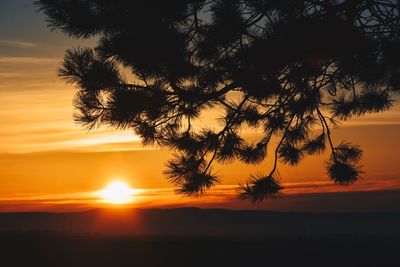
top-left (1, 54), bottom-right (399, 153)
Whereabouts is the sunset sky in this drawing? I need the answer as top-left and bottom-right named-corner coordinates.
top-left (1, 0), bottom-right (400, 212)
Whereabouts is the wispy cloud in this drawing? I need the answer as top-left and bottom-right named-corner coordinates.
top-left (0, 72), bottom-right (23, 78)
top-left (0, 39), bottom-right (38, 48)
top-left (1, 178), bottom-right (400, 212)
top-left (0, 56), bottom-right (59, 64)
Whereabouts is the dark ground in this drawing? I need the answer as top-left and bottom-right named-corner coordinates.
top-left (1, 208), bottom-right (400, 266)
top-left (0, 232), bottom-right (399, 267)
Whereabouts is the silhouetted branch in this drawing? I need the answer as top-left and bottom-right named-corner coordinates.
top-left (36, 0), bottom-right (400, 199)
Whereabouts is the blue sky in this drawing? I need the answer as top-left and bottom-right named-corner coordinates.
top-left (0, 0), bottom-right (94, 57)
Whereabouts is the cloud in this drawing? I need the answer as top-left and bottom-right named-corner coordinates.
top-left (0, 56), bottom-right (59, 64)
top-left (0, 72), bottom-right (23, 78)
top-left (2, 177), bottom-right (400, 212)
top-left (0, 39), bottom-right (38, 48)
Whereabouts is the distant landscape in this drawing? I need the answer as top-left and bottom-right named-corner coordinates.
top-left (1, 208), bottom-right (400, 266)
top-left (1, 208), bottom-right (400, 236)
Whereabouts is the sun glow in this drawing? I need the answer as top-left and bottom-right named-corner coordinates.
top-left (97, 180), bottom-right (139, 204)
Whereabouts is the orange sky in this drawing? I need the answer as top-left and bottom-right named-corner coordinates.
top-left (1, 0), bottom-right (400, 212)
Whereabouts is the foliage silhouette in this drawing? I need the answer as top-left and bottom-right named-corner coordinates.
top-left (37, 0), bottom-right (399, 201)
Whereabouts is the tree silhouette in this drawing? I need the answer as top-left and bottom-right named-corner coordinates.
top-left (37, 0), bottom-right (399, 201)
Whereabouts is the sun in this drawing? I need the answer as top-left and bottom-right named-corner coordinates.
top-left (97, 180), bottom-right (138, 204)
